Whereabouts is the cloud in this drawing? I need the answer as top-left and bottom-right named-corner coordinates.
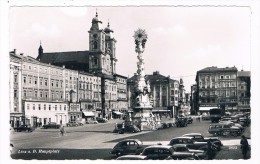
top-left (22, 23), bottom-right (61, 38)
top-left (59, 7), bottom-right (87, 17)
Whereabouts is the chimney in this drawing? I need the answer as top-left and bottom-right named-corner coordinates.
top-left (14, 49), bottom-right (16, 55)
top-left (20, 53), bottom-right (23, 56)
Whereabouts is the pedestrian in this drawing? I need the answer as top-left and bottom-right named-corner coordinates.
top-left (60, 125), bottom-right (65, 136)
top-left (240, 135), bottom-right (249, 159)
top-left (207, 140), bottom-right (214, 160)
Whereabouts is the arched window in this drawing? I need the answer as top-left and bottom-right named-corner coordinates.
top-left (93, 41), bottom-right (98, 49)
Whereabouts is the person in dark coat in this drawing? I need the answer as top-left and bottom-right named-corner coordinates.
top-left (60, 125), bottom-right (65, 136)
top-left (207, 140), bottom-right (214, 160)
top-left (240, 135), bottom-right (249, 159)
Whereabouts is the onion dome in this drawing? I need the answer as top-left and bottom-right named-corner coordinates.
top-left (92, 11), bottom-right (102, 23)
top-left (104, 21), bottom-right (114, 33)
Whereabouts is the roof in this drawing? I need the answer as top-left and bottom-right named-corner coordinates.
top-left (171, 136), bottom-right (193, 140)
top-left (127, 72), bottom-right (173, 84)
top-left (182, 133), bottom-right (202, 137)
top-left (238, 71), bottom-right (250, 77)
top-left (38, 51), bottom-right (93, 64)
top-left (145, 145), bottom-right (173, 149)
top-left (197, 66), bottom-right (238, 73)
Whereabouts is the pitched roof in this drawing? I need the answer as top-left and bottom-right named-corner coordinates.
top-left (38, 51), bottom-right (93, 64)
top-left (238, 71), bottom-right (250, 77)
top-left (197, 66), bottom-right (238, 73)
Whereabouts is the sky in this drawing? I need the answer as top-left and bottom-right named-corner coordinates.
top-left (9, 6), bottom-right (251, 92)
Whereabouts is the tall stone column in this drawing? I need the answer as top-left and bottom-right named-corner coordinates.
top-left (130, 29), bottom-right (157, 131)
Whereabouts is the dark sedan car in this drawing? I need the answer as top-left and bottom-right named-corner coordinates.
top-left (141, 145), bottom-right (198, 160)
top-left (113, 124), bottom-right (140, 133)
top-left (14, 125), bottom-right (34, 132)
top-left (110, 139), bottom-right (145, 157)
top-left (66, 121), bottom-right (82, 127)
top-left (42, 122), bottom-right (60, 129)
top-left (172, 144), bottom-right (206, 159)
top-left (169, 136), bottom-right (209, 151)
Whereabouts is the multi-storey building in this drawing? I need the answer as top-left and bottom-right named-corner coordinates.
top-left (190, 84), bottom-right (198, 115)
top-left (10, 51), bottom-right (22, 127)
top-left (195, 66), bottom-right (250, 114)
top-left (114, 74), bottom-right (128, 112)
top-left (237, 71), bottom-right (251, 112)
top-left (10, 51), bottom-right (70, 127)
top-left (127, 71), bottom-right (180, 117)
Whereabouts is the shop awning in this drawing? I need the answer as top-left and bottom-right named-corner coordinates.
top-left (199, 107), bottom-right (217, 111)
top-left (113, 111), bottom-right (123, 115)
top-left (83, 111), bottom-right (95, 117)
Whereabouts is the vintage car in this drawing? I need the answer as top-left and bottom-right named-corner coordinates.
top-left (172, 144), bottom-right (206, 159)
top-left (113, 123), bottom-right (140, 134)
top-left (96, 117), bottom-right (108, 123)
top-left (187, 117), bottom-right (193, 124)
top-left (86, 120), bottom-right (98, 124)
top-left (182, 133), bottom-right (223, 151)
top-left (14, 125), bottom-right (34, 132)
top-left (42, 122), bottom-right (60, 129)
top-left (175, 116), bottom-right (188, 127)
top-left (208, 123), bottom-right (241, 136)
top-left (140, 145), bottom-right (198, 160)
top-left (169, 136), bottom-right (209, 151)
top-left (116, 155), bottom-right (148, 160)
top-left (110, 139), bottom-right (145, 157)
top-left (66, 121), bottom-right (83, 127)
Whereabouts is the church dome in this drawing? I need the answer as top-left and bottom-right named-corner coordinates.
top-left (104, 22), bottom-right (114, 33)
top-left (92, 11), bottom-right (101, 23)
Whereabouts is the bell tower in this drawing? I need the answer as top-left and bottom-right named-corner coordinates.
top-left (104, 21), bottom-right (117, 74)
top-left (88, 11), bottom-right (106, 53)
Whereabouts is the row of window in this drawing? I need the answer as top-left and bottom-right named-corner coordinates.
top-left (200, 90), bottom-right (237, 97)
top-left (199, 75), bottom-right (236, 81)
top-left (27, 104), bottom-right (67, 111)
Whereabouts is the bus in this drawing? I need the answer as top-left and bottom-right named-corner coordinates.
top-left (209, 108), bottom-right (224, 123)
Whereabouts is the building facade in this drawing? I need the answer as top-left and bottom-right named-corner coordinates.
top-left (10, 52), bottom-right (23, 127)
top-left (237, 71), bottom-right (251, 112)
top-left (195, 66), bottom-right (250, 114)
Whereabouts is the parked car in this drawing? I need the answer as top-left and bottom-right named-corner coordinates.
top-left (140, 145), bottom-right (198, 160)
top-left (182, 133), bottom-right (223, 151)
top-left (116, 155), bottom-right (148, 160)
top-left (42, 122), bottom-right (60, 129)
top-left (86, 120), bottom-right (98, 124)
top-left (172, 144), bottom-right (206, 159)
top-left (208, 123), bottom-right (241, 136)
top-left (113, 124), bottom-right (140, 133)
top-left (110, 139), bottom-right (145, 157)
top-left (169, 137), bottom-right (209, 151)
top-left (187, 117), bottom-right (193, 124)
top-left (202, 114), bottom-right (211, 120)
top-left (175, 116), bottom-right (188, 127)
top-left (14, 125), bottom-right (34, 132)
top-left (66, 121), bottom-right (80, 127)
top-left (96, 117), bottom-right (108, 123)
top-left (218, 121), bottom-right (244, 132)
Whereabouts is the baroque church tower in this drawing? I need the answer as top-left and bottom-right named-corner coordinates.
top-left (88, 11), bottom-right (117, 76)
